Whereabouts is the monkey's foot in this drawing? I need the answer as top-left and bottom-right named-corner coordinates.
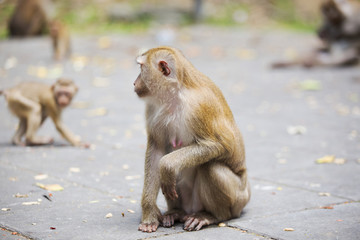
top-left (138, 222), bottom-right (159, 233)
top-left (26, 136), bottom-right (54, 146)
top-left (12, 139), bottom-right (25, 146)
top-left (183, 213), bottom-right (217, 231)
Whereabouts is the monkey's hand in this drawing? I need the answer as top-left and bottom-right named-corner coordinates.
top-left (78, 142), bottom-right (91, 149)
top-left (161, 181), bottom-right (178, 201)
top-left (159, 157), bottom-right (178, 200)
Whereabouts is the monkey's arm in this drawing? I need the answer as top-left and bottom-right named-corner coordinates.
top-left (51, 115), bottom-right (82, 146)
top-left (313, 47), bottom-right (358, 67)
top-left (159, 141), bottom-right (224, 200)
top-left (139, 140), bottom-right (163, 232)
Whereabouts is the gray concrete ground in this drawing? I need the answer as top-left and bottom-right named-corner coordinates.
top-left (0, 26), bottom-right (359, 240)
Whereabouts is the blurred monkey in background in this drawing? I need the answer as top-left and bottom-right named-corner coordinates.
top-left (272, 0), bottom-right (360, 68)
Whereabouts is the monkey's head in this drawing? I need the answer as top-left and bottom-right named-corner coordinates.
top-left (317, 0), bottom-right (345, 42)
top-left (52, 78), bottom-right (78, 108)
top-left (134, 47), bottom-right (182, 101)
top-left (317, 0), bottom-right (360, 42)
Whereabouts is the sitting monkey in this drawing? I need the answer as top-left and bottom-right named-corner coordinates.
top-left (272, 0), bottom-right (360, 68)
top-left (134, 47), bottom-right (250, 232)
top-left (0, 78), bottom-right (89, 147)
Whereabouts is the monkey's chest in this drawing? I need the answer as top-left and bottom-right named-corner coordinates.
top-left (166, 118), bottom-right (193, 150)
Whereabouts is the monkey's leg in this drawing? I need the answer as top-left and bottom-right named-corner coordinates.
top-left (12, 119), bottom-right (26, 146)
top-left (18, 98), bottom-right (53, 146)
top-left (184, 162), bottom-right (250, 231)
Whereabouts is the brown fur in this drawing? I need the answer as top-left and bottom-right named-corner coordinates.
top-left (50, 20), bottom-right (71, 60)
top-left (134, 47), bottom-right (250, 233)
top-left (1, 78), bottom-right (88, 147)
top-left (8, 0), bottom-right (49, 37)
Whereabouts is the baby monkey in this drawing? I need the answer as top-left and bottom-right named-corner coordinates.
top-left (134, 47), bottom-right (250, 232)
top-left (0, 78), bottom-right (89, 147)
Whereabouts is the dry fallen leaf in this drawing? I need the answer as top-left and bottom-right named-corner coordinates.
top-left (36, 183), bottom-right (64, 191)
top-left (71, 101), bottom-right (91, 109)
top-left (334, 158), bottom-right (346, 165)
top-left (125, 175), bottom-right (141, 181)
top-left (34, 174), bottom-right (48, 180)
top-left (14, 193), bottom-right (28, 198)
top-left (1, 208), bottom-right (10, 211)
top-left (287, 125), bottom-right (307, 135)
top-left (283, 228), bottom-right (295, 231)
top-left (318, 192), bottom-right (331, 197)
top-left (218, 223), bottom-right (226, 227)
top-left (105, 213), bottom-right (113, 218)
top-left (316, 155), bottom-right (335, 164)
top-left (127, 209), bottom-right (135, 214)
top-left (4, 57), bottom-right (18, 69)
top-left (92, 77), bottom-right (110, 87)
top-left (22, 201), bottom-right (40, 206)
top-left (320, 206), bottom-right (334, 209)
top-left (299, 79), bottom-right (321, 91)
top-left (8, 177), bottom-right (17, 182)
top-left (87, 108), bottom-right (108, 117)
top-left (98, 37), bottom-right (112, 49)
top-left (69, 167), bottom-right (80, 173)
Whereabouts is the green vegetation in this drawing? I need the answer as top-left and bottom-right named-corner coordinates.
top-left (0, 0), bottom-right (320, 38)
top-left (0, 3), bottom-right (15, 38)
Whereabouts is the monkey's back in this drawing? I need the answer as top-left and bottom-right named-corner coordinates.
top-left (8, 82), bottom-right (54, 106)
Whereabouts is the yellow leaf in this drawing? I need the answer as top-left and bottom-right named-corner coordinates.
top-left (283, 228), bottom-right (295, 231)
top-left (87, 108), bottom-right (108, 117)
top-left (334, 158), bottom-right (346, 165)
top-left (34, 174), bottom-right (48, 180)
top-left (316, 155), bottom-right (335, 164)
top-left (36, 183), bottom-right (64, 191)
top-left (22, 201), bottom-right (40, 206)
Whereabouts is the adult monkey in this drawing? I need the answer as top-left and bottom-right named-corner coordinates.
top-left (134, 47), bottom-right (250, 232)
top-left (8, 0), bottom-right (53, 37)
top-left (272, 0), bottom-right (360, 68)
top-left (0, 78), bottom-right (89, 147)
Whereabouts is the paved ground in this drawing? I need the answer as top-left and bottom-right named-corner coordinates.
top-left (0, 26), bottom-right (359, 240)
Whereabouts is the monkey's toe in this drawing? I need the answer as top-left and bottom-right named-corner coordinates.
top-left (162, 214), bottom-right (175, 227)
top-left (138, 222), bottom-right (158, 233)
top-left (183, 215), bottom-right (210, 231)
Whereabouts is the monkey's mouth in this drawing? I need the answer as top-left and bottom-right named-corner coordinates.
top-left (134, 88), bottom-right (149, 98)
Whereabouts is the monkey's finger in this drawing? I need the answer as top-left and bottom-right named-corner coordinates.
top-left (188, 218), bottom-right (200, 231)
top-left (151, 223), bottom-right (158, 232)
top-left (195, 221), bottom-right (205, 231)
top-left (184, 217), bottom-right (195, 230)
top-left (171, 215), bottom-right (174, 225)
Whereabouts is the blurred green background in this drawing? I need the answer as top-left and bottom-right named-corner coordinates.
top-left (0, 0), bottom-right (323, 38)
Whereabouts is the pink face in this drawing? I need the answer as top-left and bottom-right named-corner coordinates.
top-left (53, 85), bottom-right (77, 108)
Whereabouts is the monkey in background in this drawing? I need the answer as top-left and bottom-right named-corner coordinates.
top-left (8, 0), bottom-right (71, 60)
top-left (8, 0), bottom-right (50, 37)
top-left (0, 79), bottom-right (89, 148)
top-left (50, 20), bottom-right (71, 60)
top-left (134, 47), bottom-right (250, 232)
top-left (272, 0), bottom-right (360, 68)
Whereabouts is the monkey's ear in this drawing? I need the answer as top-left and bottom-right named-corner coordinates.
top-left (159, 61), bottom-right (171, 76)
